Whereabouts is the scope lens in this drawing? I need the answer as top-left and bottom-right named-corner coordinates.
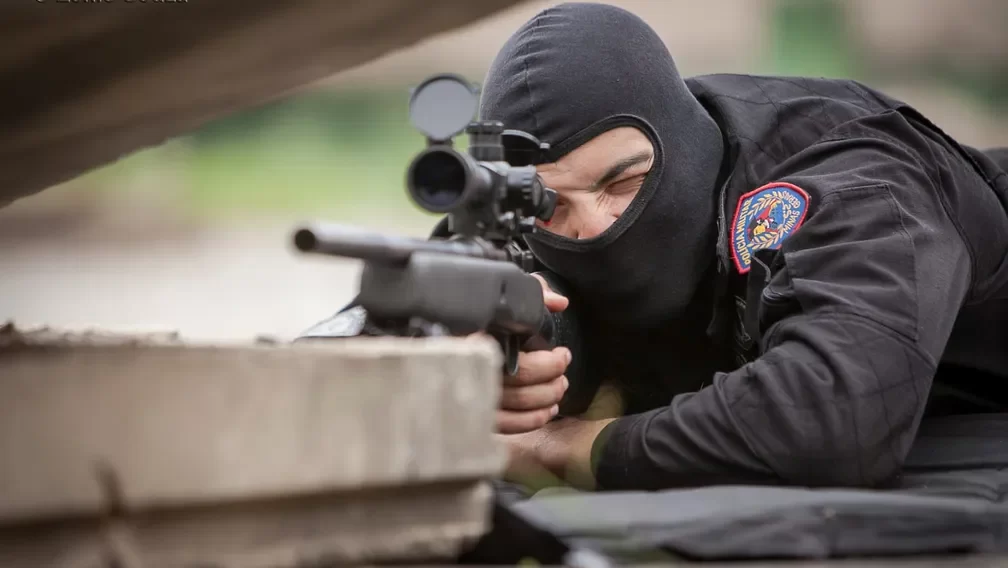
top-left (408, 151), bottom-right (467, 212)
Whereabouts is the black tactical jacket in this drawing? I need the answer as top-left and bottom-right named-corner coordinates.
top-left (592, 74), bottom-right (1008, 491)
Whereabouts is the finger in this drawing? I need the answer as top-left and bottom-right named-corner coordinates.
top-left (503, 347), bottom-right (571, 386)
top-left (532, 274), bottom-right (569, 313)
top-left (500, 375), bottom-right (568, 411)
top-left (496, 405), bottom-right (559, 434)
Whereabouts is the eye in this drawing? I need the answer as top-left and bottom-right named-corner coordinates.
top-left (607, 173), bottom-right (646, 195)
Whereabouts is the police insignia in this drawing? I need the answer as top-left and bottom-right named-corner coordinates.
top-left (730, 182), bottom-right (810, 274)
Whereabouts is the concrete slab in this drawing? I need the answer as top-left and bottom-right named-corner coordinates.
top-left (0, 323), bottom-right (505, 565)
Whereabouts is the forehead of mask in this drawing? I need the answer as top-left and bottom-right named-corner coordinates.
top-left (478, 3), bottom-right (685, 153)
top-left (536, 126), bottom-right (655, 240)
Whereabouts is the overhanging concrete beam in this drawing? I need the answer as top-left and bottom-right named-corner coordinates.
top-left (0, 0), bottom-right (526, 210)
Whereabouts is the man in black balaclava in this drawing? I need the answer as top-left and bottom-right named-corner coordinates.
top-left (485, 3), bottom-right (1008, 491)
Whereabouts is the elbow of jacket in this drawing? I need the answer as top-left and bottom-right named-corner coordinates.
top-left (778, 436), bottom-right (907, 489)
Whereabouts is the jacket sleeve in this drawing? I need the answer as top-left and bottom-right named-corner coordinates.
top-left (593, 133), bottom-right (975, 489)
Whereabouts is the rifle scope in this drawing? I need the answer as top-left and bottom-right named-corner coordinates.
top-left (404, 73), bottom-right (556, 228)
top-left (405, 128), bottom-right (555, 222)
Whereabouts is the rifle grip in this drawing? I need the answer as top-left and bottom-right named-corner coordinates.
top-left (521, 305), bottom-right (556, 352)
top-left (529, 271), bottom-right (600, 417)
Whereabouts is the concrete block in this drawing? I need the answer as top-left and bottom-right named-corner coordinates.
top-left (0, 323), bottom-right (505, 565)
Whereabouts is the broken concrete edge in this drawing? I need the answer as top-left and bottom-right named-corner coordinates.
top-left (0, 319), bottom-right (504, 359)
top-left (0, 320), bottom-right (185, 348)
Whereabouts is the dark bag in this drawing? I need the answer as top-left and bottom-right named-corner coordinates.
top-left (479, 414), bottom-right (1008, 564)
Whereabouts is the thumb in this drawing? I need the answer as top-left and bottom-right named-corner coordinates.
top-left (532, 273), bottom-right (569, 313)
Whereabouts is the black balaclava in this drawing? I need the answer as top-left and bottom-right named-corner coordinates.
top-left (480, 2), bottom-right (725, 330)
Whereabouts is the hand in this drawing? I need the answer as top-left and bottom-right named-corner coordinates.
top-left (495, 274), bottom-right (571, 434)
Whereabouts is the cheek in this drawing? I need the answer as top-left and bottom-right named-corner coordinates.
top-left (579, 207), bottom-right (619, 238)
top-left (610, 191), bottom-right (638, 218)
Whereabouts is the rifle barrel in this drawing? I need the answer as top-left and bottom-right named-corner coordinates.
top-left (292, 223), bottom-right (509, 264)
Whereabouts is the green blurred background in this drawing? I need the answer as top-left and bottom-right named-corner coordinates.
top-left (86, 90), bottom-right (424, 218)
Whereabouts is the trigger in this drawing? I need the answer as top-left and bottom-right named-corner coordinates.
top-left (503, 335), bottom-right (520, 376)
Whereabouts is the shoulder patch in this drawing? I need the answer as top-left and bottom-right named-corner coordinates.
top-left (730, 182), bottom-right (810, 274)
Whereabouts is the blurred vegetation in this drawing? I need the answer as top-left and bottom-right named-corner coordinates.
top-left (770, 0), bottom-right (858, 78)
top-left (72, 0), bottom-right (1004, 221)
top-left (82, 89), bottom-right (435, 220)
top-left (770, 0), bottom-right (1008, 111)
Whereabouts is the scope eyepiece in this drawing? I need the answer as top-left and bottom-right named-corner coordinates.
top-left (503, 167), bottom-right (557, 222)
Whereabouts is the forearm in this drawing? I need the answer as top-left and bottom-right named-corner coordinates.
top-left (503, 416), bottom-right (616, 491)
top-left (593, 313), bottom-right (937, 491)
top-left (592, 377), bottom-right (777, 491)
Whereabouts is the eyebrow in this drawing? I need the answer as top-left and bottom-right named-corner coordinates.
top-left (590, 150), bottom-right (653, 191)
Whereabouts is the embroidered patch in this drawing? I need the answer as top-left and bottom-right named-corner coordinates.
top-left (730, 182), bottom-right (810, 274)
